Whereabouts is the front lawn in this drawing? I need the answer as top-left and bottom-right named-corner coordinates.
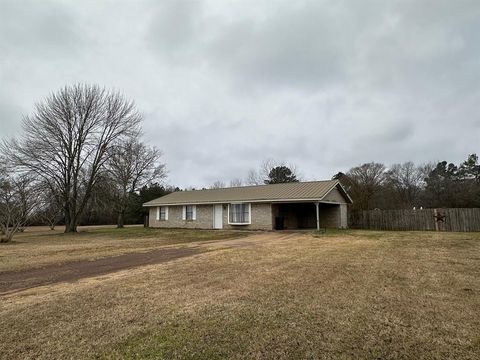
top-left (1, 230), bottom-right (479, 359)
top-left (0, 225), bottom-right (246, 272)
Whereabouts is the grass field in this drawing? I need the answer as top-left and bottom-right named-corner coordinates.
top-left (1, 227), bottom-right (479, 359)
top-left (0, 225), bottom-right (246, 272)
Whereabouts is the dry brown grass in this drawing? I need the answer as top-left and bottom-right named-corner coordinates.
top-left (1, 230), bottom-right (479, 359)
top-left (0, 225), bottom-right (246, 272)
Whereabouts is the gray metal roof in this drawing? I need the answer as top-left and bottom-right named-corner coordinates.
top-left (143, 180), bottom-right (352, 206)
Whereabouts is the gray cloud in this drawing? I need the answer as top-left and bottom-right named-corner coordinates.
top-left (1, 0), bottom-right (479, 187)
top-left (0, 1), bottom-right (81, 59)
top-left (148, 0), bottom-right (204, 60)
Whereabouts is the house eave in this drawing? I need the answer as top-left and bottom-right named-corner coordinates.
top-left (143, 198), bottom-right (347, 207)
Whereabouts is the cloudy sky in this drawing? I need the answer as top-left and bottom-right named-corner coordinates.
top-left (1, 0), bottom-right (479, 188)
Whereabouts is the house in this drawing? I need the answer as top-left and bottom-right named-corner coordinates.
top-left (143, 180), bottom-right (352, 231)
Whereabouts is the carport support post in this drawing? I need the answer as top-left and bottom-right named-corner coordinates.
top-left (315, 202), bottom-right (320, 231)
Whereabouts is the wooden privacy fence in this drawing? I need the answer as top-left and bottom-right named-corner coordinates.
top-left (349, 208), bottom-right (480, 232)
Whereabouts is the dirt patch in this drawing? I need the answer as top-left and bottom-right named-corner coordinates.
top-left (0, 232), bottom-right (290, 296)
top-left (0, 247), bottom-right (202, 295)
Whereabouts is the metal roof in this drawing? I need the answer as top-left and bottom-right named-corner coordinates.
top-left (143, 180), bottom-right (352, 206)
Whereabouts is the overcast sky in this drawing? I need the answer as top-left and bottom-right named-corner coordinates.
top-left (1, 0), bottom-right (479, 188)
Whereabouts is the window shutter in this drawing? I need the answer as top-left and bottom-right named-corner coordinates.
top-left (182, 206), bottom-right (186, 220)
top-left (192, 205), bottom-right (197, 220)
top-left (156, 207), bottom-right (160, 221)
top-left (165, 206), bottom-right (169, 221)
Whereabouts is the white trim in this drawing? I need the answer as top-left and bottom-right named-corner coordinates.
top-left (157, 206), bottom-right (168, 221)
top-left (183, 205), bottom-right (196, 221)
top-left (213, 204), bottom-right (223, 229)
top-left (227, 203), bottom-right (251, 225)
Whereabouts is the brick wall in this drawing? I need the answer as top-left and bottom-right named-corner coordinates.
top-left (148, 203), bottom-right (273, 230)
top-left (319, 204), bottom-right (340, 228)
top-left (339, 204), bottom-right (348, 228)
top-left (147, 202), bottom-right (345, 230)
top-left (149, 205), bottom-right (214, 229)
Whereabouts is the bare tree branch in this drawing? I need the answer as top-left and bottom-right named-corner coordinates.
top-left (0, 172), bottom-right (37, 242)
top-left (106, 140), bottom-right (166, 228)
top-left (210, 180), bottom-right (226, 189)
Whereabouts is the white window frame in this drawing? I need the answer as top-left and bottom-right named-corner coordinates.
top-left (157, 206), bottom-right (168, 221)
top-left (227, 203), bottom-right (251, 225)
top-left (182, 205), bottom-right (196, 221)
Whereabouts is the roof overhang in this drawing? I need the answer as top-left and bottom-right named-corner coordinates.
top-left (142, 180), bottom-right (353, 207)
top-left (143, 198), bottom-right (347, 207)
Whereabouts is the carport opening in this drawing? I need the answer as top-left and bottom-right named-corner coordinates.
top-left (272, 203), bottom-right (340, 230)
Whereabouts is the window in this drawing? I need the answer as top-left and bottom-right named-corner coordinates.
top-left (229, 203), bottom-right (251, 224)
top-left (186, 205), bottom-right (194, 220)
top-left (159, 207), bottom-right (166, 220)
top-left (183, 205), bottom-right (196, 221)
top-left (157, 206), bottom-right (168, 221)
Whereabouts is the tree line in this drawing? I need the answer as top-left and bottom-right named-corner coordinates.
top-left (335, 154), bottom-right (480, 210)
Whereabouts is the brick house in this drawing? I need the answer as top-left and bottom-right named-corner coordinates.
top-left (143, 180), bottom-right (352, 231)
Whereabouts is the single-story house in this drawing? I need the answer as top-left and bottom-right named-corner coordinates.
top-left (143, 180), bottom-right (352, 231)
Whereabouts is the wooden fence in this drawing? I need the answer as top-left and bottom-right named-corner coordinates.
top-left (349, 208), bottom-right (480, 232)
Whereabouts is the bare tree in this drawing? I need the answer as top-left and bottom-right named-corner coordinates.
top-left (384, 162), bottom-right (424, 208)
top-left (36, 181), bottom-right (63, 230)
top-left (347, 162), bottom-right (386, 209)
top-left (0, 173), bottom-right (37, 242)
top-left (210, 180), bottom-right (226, 189)
top-left (1, 84), bottom-right (141, 233)
top-left (229, 178), bottom-right (243, 187)
top-left (107, 140), bottom-right (166, 228)
top-left (245, 169), bottom-right (262, 185)
top-left (260, 158), bottom-right (278, 181)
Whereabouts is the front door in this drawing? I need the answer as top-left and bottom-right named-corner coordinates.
top-left (213, 205), bottom-right (223, 229)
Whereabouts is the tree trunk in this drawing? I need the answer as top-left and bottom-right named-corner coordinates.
top-left (66, 221), bottom-right (77, 233)
top-left (117, 210), bottom-right (125, 228)
top-left (64, 198), bottom-right (79, 233)
top-left (64, 211), bottom-right (78, 233)
top-left (6, 230), bottom-right (14, 242)
top-left (64, 203), bottom-right (71, 233)
top-left (1, 228), bottom-right (15, 243)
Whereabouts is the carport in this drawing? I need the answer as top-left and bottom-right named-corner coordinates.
top-left (271, 202), bottom-right (343, 230)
